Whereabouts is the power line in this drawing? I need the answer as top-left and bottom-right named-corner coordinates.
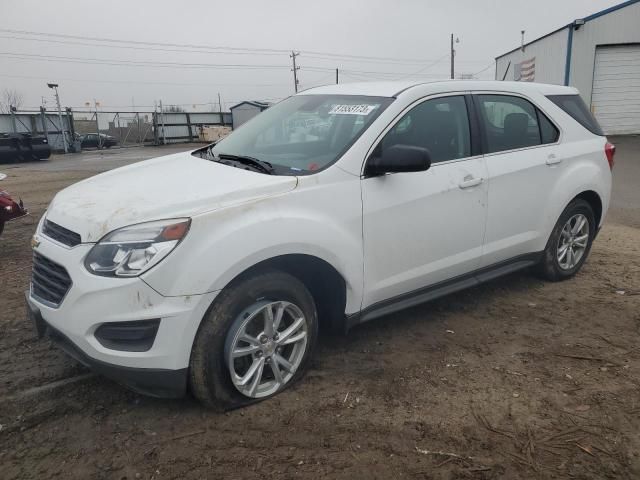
top-left (0, 52), bottom-right (290, 70)
top-left (2, 33), bottom-right (489, 70)
top-left (473, 61), bottom-right (496, 76)
top-left (393, 53), bottom-right (451, 80)
top-left (0, 28), bottom-right (466, 66)
top-left (0, 35), bottom-right (286, 57)
top-left (0, 73), bottom-right (287, 88)
top-left (0, 28), bottom-right (290, 54)
top-left (1, 51), bottom-right (453, 79)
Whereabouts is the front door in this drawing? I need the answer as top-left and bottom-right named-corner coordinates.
top-left (361, 94), bottom-right (488, 310)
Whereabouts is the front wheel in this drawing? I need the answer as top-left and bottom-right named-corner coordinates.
top-left (536, 198), bottom-right (596, 281)
top-left (189, 270), bottom-right (318, 409)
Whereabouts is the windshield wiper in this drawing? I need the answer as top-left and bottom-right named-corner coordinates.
top-left (216, 153), bottom-right (274, 175)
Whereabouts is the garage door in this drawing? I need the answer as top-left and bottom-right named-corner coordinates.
top-left (591, 44), bottom-right (640, 135)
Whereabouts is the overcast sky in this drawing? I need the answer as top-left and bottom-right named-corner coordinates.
top-left (0, 0), bottom-right (622, 112)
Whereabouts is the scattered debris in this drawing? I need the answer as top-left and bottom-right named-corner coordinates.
top-left (415, 447), bottom-right (471, 461)
top-left (0, 373), bottom-right (96, 404)
top-left (445, 329), bottom-right (455, 334)
top-left (575, 443), bottom-right (595, 457)
top-left (160, 429), bottom-right (206, 443)
top-left (555, 353), bottom-right (621, 366)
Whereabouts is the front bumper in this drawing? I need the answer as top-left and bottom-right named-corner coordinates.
top-left (26, 292), bottom-right (187, 398)
top-left (26, 233), bottom-right (219, 398)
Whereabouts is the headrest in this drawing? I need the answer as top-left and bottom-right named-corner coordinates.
top-left (504, 112), bottom-right (529, 136)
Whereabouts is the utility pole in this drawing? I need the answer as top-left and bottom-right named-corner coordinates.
top-left (521, 30), bottom-right (526, 51)
top-left (218, 92), bottom-right (223, 124)
top-left (40, 106), bottom-right (49, 145)
top-left (450, 34), bottom-right (455, 79)
top-left (9, 105), bottom-right (17, 133)
top-left (336, 68), bottom-right (339, 84)
top-left (290, 51), bottom-right (300, 93)
top-left (159, 100), bottom-right (166, 144)
top-left (93, 99), bottom-right (101, 148)
top-left (47, 83), bottom-right (68, 153)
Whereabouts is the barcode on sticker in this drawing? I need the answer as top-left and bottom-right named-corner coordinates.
top-left (328, 104), bottom-right (376, 115)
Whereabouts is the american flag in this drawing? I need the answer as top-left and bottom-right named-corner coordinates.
top-left (514, 57), bottom-right (536, 82)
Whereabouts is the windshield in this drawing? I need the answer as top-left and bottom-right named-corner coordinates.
top-left (206, 94), bottom-right (393, 175)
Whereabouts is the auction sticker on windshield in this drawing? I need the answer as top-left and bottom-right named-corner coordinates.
top-left (329, 104), bottom-right (377, 115)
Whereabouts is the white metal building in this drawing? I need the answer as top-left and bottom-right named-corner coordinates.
top-left (230, 101), bottom-right (271, 130)
top-left (495, 0), bottom-right (640, 134)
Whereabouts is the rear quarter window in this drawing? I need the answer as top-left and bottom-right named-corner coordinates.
top-left (547, 94), bottom-right (604, 136)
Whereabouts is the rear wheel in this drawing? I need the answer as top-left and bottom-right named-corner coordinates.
top-left (537, 199), bottom-right (596, 281)
top-left (189, 270), bottom-right (318, 409)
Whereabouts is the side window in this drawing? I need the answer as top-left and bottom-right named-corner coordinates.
top-left (477, 95), bottom-right (542, 153)
top-left (377, 95), bottom-right (471, 164)
top-left (538, 110), bottom-right (560, 144)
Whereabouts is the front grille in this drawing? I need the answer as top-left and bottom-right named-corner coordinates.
top-left (31, 252), bottom-right (72, 307)
top-left (42, 219), bottom-right (81, 247)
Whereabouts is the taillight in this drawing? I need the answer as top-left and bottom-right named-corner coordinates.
top-left (605, 142), bottom-right (616, 170)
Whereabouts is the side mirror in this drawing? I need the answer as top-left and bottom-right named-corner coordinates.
top-left (365, 144), bottom-right (431, 177)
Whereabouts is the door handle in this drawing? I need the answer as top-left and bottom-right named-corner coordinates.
top-left (546, 154), bottom-right (562, 166)
top-left (458, 177), bottom-right (483, 189)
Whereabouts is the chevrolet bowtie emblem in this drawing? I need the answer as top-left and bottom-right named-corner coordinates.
top-left (31, 235), bottom-right (40, 249)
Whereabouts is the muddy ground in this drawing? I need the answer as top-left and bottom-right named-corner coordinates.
top-left (1, 140), bottom-right (639, 479)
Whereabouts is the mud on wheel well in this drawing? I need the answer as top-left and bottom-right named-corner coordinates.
top-left (575, 190), bottom-right (603, 227)
top-left (233, 255), bottom-right (347, 334)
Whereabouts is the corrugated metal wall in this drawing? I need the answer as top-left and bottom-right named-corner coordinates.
top-left (231, 105), bottom-right (263, 129)
top-left (156, 111), bottom-right (232, 144)
top-left (569, 1), bottom-right (640, 106)
top-left (0, 112), bottom-right (71, 151)
top-left (495, 28), bottom-right (568, 85)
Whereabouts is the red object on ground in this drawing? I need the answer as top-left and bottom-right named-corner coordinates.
top-left (0, 190), bottom-right (28, 237)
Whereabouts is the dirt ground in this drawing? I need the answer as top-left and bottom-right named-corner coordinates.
top-left (1, 140), bottom-right (639, 479)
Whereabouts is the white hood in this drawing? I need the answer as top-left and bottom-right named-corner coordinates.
top-left (46, 151), bottom-right (298, 242)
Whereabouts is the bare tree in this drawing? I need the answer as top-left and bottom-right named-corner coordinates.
top-left (0, 88), bottom-right (24, 113)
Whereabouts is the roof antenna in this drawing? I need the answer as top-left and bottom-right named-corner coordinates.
top-left (521, 30), bottom-right (525, 52)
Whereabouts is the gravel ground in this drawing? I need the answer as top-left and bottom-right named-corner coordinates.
top-left (1, 139), bottom-right (639, 479)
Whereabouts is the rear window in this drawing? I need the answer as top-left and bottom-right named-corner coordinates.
top-left (547, 94), bottom-right (604, 136)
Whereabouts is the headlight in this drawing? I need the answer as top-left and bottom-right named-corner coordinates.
top-left (84, 218), bottom-right (190, 277)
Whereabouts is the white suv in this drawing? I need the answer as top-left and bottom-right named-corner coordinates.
top-left (26, 81), bottom-right (614, 408)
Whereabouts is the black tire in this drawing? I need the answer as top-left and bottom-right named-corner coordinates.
top-left (0, 221), bottom-right (4, 237)
top-left (536, 198), bottom-right (596, 281)
top-left (189, 270), bottom-right (318, 410)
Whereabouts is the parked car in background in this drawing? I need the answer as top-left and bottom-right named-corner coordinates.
top-left (0, 174), bottom-right (28, 237)
top-left (26, 80), bottom-right (613, 409)
top-left (0, 133), bottom-right (51, 162)
top-left (80, 133), bottom-right (118, 149)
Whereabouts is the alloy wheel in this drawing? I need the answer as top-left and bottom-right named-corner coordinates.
top-left (556, 213), bottom-right (590, 270)
top-left (225, 300), bottom-right (308, 398)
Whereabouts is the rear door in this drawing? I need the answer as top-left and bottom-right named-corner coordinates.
top-left (473, 93), bottom-right (561, 267)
